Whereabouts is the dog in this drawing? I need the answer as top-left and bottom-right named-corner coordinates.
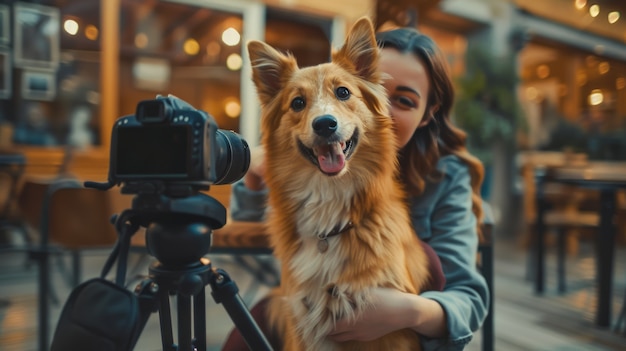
top-left (247, 17), bottom-right (431, 351)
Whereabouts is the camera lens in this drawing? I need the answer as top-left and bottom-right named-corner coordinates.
top-left (214, 130), bottom-right (250, 185)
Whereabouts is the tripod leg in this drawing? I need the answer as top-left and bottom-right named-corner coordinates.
top-left (194, 286), bottom-right (207, 350)
top-left (210, 268), bottom-right (273, 351)
top-left (158, 292), bottom-right (175, 350)
top-left (177, 295), bottom-right (193, 351)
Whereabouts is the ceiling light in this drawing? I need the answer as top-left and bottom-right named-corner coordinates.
top-left (536, 64), bottom-right (550, 79)
top-left (226, 53), bottom-right (242, 71)
top-left (85, 25), bottom-right (98, 41)
top-left (184, 38), bottom-right (200, 56)
top-left (64, 19), bottom-right (79, 35)
top-left (589, 4), bottom-right (600, 17)
top-left (222, 27), bottom-right (241, 46)
top-left (598, 61), bottom-right (610, 74)
top-left (608, 11), bottom-right (620, 24)
top-left (575, 0), bottom-right (587, 10)
top-left (224, 98), bottom-right (241, 118)
top-left (588, 89), bottom-right (603, 106)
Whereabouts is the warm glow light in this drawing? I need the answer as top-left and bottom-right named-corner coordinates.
top-left (588, 89), bottom-right (603, 106)
top-left (224, 98), bottom-right (241, 118)
top-left (226, 53), bottom-right (242, 71)
top-left (608, 11), bottom-right (620, 24)
top-left (85, 25), bottom-right (98, 40)
top-left (577, 70), bottom-right (588, 86)
top-left (222, 27), bottom-right (241, 46)
top-left (598, 61), bottom-right (610, 74)
top-left (184, 38), bottom-right (200, 55)
top-left (589, 4), bottom-right (600, 17)
top-left (575, 0), bottom-right (587, 10)
top-left (525, 86), bottom-right (539, 101)
top-left (135, 33), bottom-right (148, 48)
top-left (206, 41), bottom-right (221, 57)
top-left (536, 64), bottom-right (550, 79)
top-left (617, 77), bottom-right (625, 90)
top-left (64, 19), bottom-right (79, 35)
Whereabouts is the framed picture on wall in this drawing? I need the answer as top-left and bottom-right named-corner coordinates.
top-left (0, 48), bottom-right (11, 99)
top-left (14, 2), bottom-right (60, 69)
top-left (22, 69), bottom-right (55, 101)
top-left (0, 4), bottom-right (9, 45)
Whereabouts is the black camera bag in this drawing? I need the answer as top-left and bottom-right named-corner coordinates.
top-left (50, 218), bottom-right (151, 351)
top-left (50, 278), bottom-right (143, 351)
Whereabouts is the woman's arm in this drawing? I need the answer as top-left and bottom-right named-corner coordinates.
top-left (229, 147), bottom-right (269, 221)
top-left (328, 157), bottom-right (489, 350)
top-left (418, 157), bottom-right (489, 349)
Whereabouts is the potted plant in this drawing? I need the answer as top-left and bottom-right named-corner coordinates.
top-left (453, 45), bottom-right (525, 199)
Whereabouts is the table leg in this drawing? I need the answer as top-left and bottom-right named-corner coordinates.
top-left (534, 173), bottom-right (546, 294)
top-left (596, 189), bottom-right (616, 328)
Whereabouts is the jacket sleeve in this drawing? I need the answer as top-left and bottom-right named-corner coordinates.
top-left (229, 179), bottom-right (269, 222)
top-left (419, 159), bottom-right (490, 350)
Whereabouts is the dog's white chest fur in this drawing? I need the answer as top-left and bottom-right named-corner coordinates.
top-left (284, 183), bottom-right (364, 350)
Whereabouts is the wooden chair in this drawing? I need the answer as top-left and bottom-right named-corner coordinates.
top-left (532, 168), bottom-right (600, 294)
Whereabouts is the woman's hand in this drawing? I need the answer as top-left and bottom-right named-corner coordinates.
top-left (243, 146), bottom-right (267, 191)
top-left (327, 287), bottom-right (447, 342)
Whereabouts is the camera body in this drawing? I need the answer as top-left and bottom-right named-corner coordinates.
top-left (108, 95), bottom-right (249, 192)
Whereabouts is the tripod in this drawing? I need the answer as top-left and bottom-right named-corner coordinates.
top-left (108, 191), bottom-right (273, 351)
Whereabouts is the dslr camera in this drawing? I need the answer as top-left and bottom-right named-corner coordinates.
top-left (108, 95), bottom-right (250, 194)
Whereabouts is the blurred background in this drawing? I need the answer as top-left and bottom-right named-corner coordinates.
top-left (1, 0), bottom-right (626, 350)
top-left (0, 0), bottom-right (624, 235)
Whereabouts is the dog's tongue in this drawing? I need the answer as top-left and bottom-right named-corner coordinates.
top-left (316, 142), bottom-right (345, 174)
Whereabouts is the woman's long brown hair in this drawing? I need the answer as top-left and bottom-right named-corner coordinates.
top-left (376, 27), bottom-right (485, 237)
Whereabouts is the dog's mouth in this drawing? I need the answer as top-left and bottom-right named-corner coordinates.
top-left (297, 130), bottom-right (359, 176)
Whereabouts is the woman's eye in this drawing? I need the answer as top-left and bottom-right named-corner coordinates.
top-left (291, 97), bottom-right (306, 111)
top-left (392, 96), bottom-right (416, 109)
top-left (335, 86), bottom-right (351, 101)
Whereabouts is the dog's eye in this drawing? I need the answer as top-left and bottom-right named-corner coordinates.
top-left (335, 87), bottom-right (350, 101)
top-left (291, 97), bottom-right (306, 111)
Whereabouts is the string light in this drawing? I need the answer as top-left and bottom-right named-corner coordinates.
top-left (588, 89), bottom-right (603, 106)
top-left (226, 53), bottom-right (242, 71)
top-left (608, 11), bottom-right (620, 24)
top-left (589, 4), bottom-right (600, 17)
top-left (221, 27), bottom-right (240, 46)
top-left (63, 19), bottom-right (79, 35)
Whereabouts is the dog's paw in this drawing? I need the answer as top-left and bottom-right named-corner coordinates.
top-left (326, 284), bottom-right (372, 322)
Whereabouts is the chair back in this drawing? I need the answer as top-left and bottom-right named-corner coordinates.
top-left (18, 178), bottom-right (118, 249)
top-left (47, 187), bottom-right (118, 249)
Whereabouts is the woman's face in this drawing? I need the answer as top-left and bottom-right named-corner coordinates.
top-left (379, 47), bottom-right (434, 148)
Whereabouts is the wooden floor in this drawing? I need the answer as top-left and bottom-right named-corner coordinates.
top-left (1, 232), bottom-right (626, 351)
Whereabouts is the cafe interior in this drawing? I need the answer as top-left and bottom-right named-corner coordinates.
top-left (1, 0), bottom-right (626, 350)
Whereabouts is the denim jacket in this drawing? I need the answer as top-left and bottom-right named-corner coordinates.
top-left (229, 155), bottom-right (489, 350)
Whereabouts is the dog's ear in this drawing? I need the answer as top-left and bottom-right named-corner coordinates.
top-left (332, 17), bottom-right (380, 83)
top-left (247, 40), bottom-right (298, 106)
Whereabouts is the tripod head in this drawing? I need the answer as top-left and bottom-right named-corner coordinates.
top-left (87, 179), bottom-right (226, 266)
top-left (133, 192), bottom-right (226, 267)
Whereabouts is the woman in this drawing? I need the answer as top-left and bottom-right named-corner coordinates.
top-left (225, 26), bottom-right (489, 350)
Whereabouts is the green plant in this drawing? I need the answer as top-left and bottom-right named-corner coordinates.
top-left (453, 45), bottom-right (525, 164)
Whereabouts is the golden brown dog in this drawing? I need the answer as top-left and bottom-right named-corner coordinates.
top-left (247, 17), bottom-right (430, 351)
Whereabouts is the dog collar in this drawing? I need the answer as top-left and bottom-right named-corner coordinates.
top-left (316, 221), bottom-right (353, 253)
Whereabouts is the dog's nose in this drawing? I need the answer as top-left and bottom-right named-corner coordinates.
top-left (312, 115), bottom-right (338, 137)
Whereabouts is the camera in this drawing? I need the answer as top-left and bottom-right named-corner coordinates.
top-left (108, 95), bottom-right (250, 193)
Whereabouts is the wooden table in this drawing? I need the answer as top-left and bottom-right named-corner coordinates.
top-left (534, 162), bottom-right (626, 327)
